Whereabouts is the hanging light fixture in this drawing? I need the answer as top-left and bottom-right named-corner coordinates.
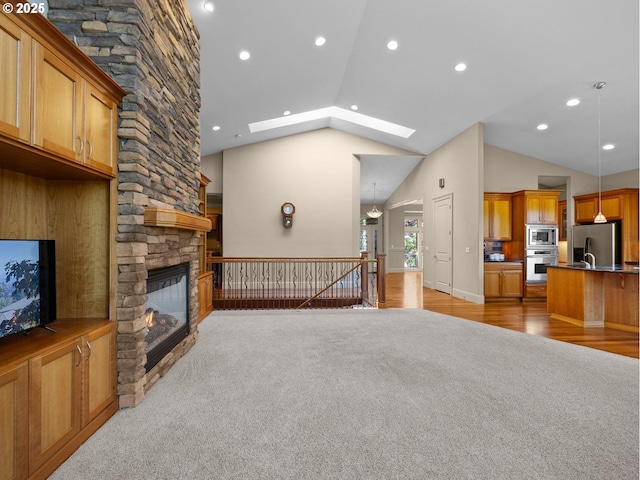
top-left (367, 183), bottom-right (383, 218)
top-left (593, 81), bottom-right (607, 224)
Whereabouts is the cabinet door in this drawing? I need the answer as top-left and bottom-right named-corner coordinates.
top-left (85, 84), bottom-right (117, 175)
top-left (601, 195), bottom-right (622, 219)
top-left (525, 196), bottom-right (542, 223)
top-left (575, 197), bottom-right (597, 223)
top-left (483, 198), bottom-right (490, 239)
top-left (541, 196), bottom-right (558, 224)
top-left (501, 270), bottom-right (523, 297)
top-left (0, 362), bottom-right (29, 480)
top-left (484, 271), bottom-right (501, 297)
top-left (32, 43), bottom-right (84, 162)
top-left (29, 341), bottom-right (82, 472)
top-left (491, 197), bottom-right (511, 240)
top-left (0, 15), bottom-right (31, 144)
top-left (82, 325), bottom-right (116, 427)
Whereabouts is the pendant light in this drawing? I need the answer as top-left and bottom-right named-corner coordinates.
top-left (593, 81), bottom-right (607, 223)
top-left (367, 183), bottom-right (383, 218)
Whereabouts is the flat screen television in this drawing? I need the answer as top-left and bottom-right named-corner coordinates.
top-left (0, 240), bottom-right (56, 339)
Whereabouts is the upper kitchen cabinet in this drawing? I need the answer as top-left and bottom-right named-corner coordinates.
top-left (484, 193), bottom-right (512, 240)
top-left (574, 188), bottom-right (639, 264)
top-left (0, 11), bottom-right (125, 180)
top-left (574, 189), bottom-right (638, 224)
top-left (512, 190), bottom-right (561, 226)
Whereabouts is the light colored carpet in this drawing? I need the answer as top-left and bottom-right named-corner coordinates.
top-left (51, 309), bottom-right (639, 479)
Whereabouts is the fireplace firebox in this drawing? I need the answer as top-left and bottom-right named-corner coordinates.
top-left (145, 263), bottom-right (189, 372)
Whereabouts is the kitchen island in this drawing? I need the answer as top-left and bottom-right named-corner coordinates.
top-left (547, 264), bottom-right (639, 332)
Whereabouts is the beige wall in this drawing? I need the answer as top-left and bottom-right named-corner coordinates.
top-left (602, 169), bottom-right (640, 190)
top-left (201, 152), bottom-right (223, 194)
top-left (385, 123), bottom-right (484, 302)
top-left (221, 128), bottom-right (416, 257)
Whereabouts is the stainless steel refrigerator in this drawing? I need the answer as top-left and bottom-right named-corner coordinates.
top-left (572, 223), bottom-right (621, 266)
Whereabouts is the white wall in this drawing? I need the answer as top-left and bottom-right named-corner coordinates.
top-left (385, 123), bottom-right (484, 302)
top-left (221, 128), bottom-right (416, 257)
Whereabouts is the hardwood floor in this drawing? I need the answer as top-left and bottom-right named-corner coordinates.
top-left (384, 272), bottom-right (639, 359)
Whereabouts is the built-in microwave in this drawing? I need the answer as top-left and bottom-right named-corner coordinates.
top-left (526, 225), bottom-right (558, 247)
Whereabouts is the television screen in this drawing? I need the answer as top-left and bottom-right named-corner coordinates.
top-left (0, 240), bottom-right (56, 339)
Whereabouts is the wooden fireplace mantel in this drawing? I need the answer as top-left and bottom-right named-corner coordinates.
top-left (144, 207), bottom-right (212, 232)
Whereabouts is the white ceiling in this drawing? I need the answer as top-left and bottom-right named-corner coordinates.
top-left (186, 0), bottom-right (639, 203)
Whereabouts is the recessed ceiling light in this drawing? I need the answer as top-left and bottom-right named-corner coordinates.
top-left (454, 63), bottom-right (467, 72)
top-left (315, 37), bottom-right (326, 47)
top-left (283, 111), bottom-right (291, 116)
top-left (239, 50), bottom-right (250, 60)
top-left (235, 134), bottom-right (242, 138)
top-left (203, 1), bottom-right (214, 12)
top-left (566, 98), bottom-right (580, 106)
top-left (351, 105), bottom-right (358, 111)
top-left (212, 125), bottom-right (220, 131)
top-left (537, 124), bottom-right (548, 130)
top-left (387, 40), bottom-right (398, 50)
top-left (602, 144), bottom-right (615, 150)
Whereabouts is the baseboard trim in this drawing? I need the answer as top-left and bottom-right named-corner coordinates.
top-left (451, 288), bottom-right (484, 304)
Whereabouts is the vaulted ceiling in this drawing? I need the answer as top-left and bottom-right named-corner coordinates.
top-left (186, 0), bottom-right (638, 202)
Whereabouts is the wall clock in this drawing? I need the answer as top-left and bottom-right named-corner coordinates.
top-left (281, 202), bottom-right (295, 228)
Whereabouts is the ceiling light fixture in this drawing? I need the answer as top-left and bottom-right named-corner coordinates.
top-left (566, 98), bottom-right (580, 107)
top-left (602, 144), bottom-right (615, 150)
top-left (387, 40), bottom-right (398, 51)
top-left (283, 111), bottom-right (291, 116)
top-left (315, 37), bottom-right (326, 46)
top-left (350, 105), bottom-right (358, 111)
top-left (593, 81), bottom-right (607, 224)
top-left (203, 1), bottom-right (214, 12)
top-left (212, 125), bottom-right (220, 131)
top-left (239, 50), bottom-right (250, 60)
top-left (537, 124), bottom-right (548, 130)
top-left (454, 63), bottom-right (467, 72)
top-left (367, 183), bottom-right (383, 218)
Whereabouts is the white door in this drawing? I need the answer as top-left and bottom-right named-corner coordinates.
top-left (434, 194), bottom-right (452, 294)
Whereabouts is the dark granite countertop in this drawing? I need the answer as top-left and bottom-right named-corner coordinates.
top-left (548, 264), bottom-right (639, 274)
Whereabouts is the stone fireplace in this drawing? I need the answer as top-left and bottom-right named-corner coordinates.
top-left (48, 0), bottom-right (204, 406)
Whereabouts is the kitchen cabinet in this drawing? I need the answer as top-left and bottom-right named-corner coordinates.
top-left (0, 320), bottom-right (117, 480)
top-left (483, 193), bottom-right (511, 240)
top-left (0, 11), bottom-right (124, 179)
top-left (573, 189), bottom-right (639, 264)
top-left (484, 262), bottom-right (523, 298)
top-left (558, 200), bottom-right (567, 241)
top-left (525, 193), bottom-right (558, 224)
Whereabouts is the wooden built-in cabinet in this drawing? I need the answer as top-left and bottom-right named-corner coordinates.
top-left (483, 193), bottom-right (512, 240)
top-left (0, 321), bottom-right (117, 480)
top-left (558, 200), bottom-right (567, 241)
top-left (0, 10), bottom-right (122, 179)
top-left (484, 262), bottom-right (523, 299)
top-left (506, 190), bottom-right (561, 299)
top-left (0, 9), bottom-right (124, 480)
top-left (573, 188), bottom-right (639, 264)
top-left (198, 174), bottom-right (214, 321)
top-left (524, 192), bottom-right (559, 225)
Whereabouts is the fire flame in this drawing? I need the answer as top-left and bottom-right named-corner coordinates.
top-left (145, 308), bottom-right (155, 328)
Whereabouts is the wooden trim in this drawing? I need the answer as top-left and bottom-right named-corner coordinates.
top-left (604, 322), bottom-right (640, 334)
top-left (144, 207), bottom-right (212, 232)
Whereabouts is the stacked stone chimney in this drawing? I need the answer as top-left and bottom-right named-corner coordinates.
top-left (48, 0), bottom-right (202, 406)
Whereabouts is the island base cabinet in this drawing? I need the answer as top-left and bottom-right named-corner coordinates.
top-left (604, 274), bottom-right (639, 331)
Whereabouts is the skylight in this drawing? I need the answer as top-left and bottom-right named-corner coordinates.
top-left (248, 106), bottom-right (415, 138)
